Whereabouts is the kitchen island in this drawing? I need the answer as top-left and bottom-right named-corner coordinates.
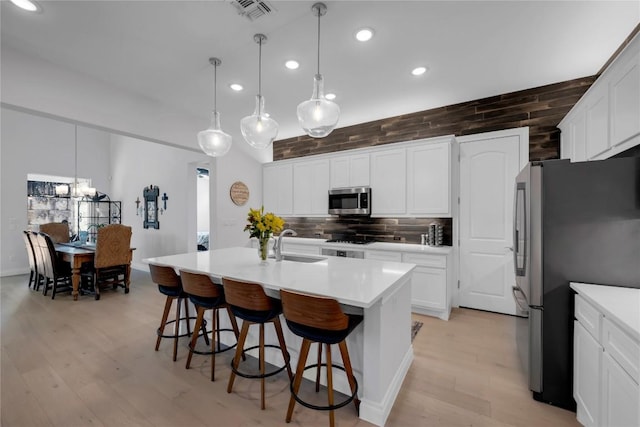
top-left (144, 247), bottom-right (415, 427)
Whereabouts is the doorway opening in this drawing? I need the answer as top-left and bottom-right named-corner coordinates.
top-left (196, 167), bottom-right (210, 251)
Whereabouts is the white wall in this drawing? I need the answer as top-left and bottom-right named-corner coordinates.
top-left (1, 47), bottom-right (271, 164)
top-left (1, 107), bottom-right (264, 276)
top-left (211, 146), bottom-right (264, 250)
top-left (0, 108), bottom-right (111, 275)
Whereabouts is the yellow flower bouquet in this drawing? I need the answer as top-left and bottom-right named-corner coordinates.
top-left (244, 206), bottom-right (285, 261)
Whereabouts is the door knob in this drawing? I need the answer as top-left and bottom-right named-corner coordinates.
top-left (505, 246), bottom-right (514, 252)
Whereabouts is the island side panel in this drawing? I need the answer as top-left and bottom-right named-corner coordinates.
top-left (359, 274), bottom-right (414, 427)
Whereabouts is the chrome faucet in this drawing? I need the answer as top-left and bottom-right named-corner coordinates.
top-left (274, 229), bottom-right (297, 261)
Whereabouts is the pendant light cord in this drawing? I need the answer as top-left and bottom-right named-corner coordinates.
top-left (258, 37), bottom-right (263, 97)
top-left (316, 8), bottom-right (321, 75)
top-left (213, 62), bottom-right (217, 112)
top-left (258, 37), bottom-right (263, 116)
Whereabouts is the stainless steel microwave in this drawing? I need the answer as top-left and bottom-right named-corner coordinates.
top-left (328, 187), bottom-right (371, 216)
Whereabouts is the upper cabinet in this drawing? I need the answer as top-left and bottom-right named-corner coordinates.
top-left (560, 33), bottom-right (640, 161)
top-left (263, 135), bottom-right (457, 218)
top-left (330, 154), bottom-right (370, 188)
top-left (407, 142), bottom-right (452, 216)
top-left (293, 159), bottom-right (330, 216)
top-left (370, 148), bottom-right (407, 216)
top-left (263, 163), bottom-right (293, 215)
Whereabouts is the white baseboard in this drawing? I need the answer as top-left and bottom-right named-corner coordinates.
top-left (0, 268), bottom-right (29, 278)
top-left (359, 345), bottom-right (414, 426)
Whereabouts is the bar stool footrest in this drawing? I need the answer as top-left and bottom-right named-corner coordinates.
top-left (156, 317), bottom-right (205, 339)
top-left (188, 328), bottom-right (238, 355)
top-left (230, 344), bottom-right (290, 379)
top-left (291, 363), bottom-right (358, 411)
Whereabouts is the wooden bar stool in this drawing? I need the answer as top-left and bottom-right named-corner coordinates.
top-left (180, 270), bottom-right (241, 381)
top-left (222, 277), bottom-right (293, 410)
top-left (280, 289), bottom-right (362, 427)
top-left (149, 264), bottom-right (206, 361)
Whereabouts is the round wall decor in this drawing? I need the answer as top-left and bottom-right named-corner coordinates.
top-left (230, 181), bottom-right (249, 206)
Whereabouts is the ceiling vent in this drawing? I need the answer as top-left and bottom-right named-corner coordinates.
top-left (229, 0), bottom-right (276, 21)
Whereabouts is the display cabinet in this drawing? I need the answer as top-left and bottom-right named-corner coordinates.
top-left (77, 200), bottom-right (122, 242)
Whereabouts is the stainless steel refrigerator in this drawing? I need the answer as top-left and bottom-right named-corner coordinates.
top-left (512, 156), bottom-right (640, 410)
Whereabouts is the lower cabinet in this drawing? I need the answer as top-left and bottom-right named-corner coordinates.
top-left (268, 239), bottom-right (454, 321)
top-left (574, 320), bottom-right (602, 427)
top-left (573, 294), bottom-right (640, 427)
top-left (601, 351), bottom-right (639, 427)
top-left (402, 252), bottom-right (451, 320)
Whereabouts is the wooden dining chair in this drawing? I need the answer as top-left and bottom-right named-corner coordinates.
top-left (37, 232), bottom-right (73, 299)
top-left (22, 231), bottom-right (39, 289)
top-left (82, 224), bottom-right (132, 300)
top-left (39, 222), bottom-right (70, 244)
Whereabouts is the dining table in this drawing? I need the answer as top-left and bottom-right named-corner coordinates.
top-left (55, 243), bottom-right (134, 300)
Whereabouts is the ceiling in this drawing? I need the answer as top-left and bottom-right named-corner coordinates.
top-left (1, 0), bottom-right (639, 160)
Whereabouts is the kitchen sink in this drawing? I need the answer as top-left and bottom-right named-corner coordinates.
top-left (268, 254), bottom-right (326, 263)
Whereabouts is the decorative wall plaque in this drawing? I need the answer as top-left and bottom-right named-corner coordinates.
top-left (230, 181), bottom-right (249, 206)
top-left (143, 185), bottom-right (160, 229)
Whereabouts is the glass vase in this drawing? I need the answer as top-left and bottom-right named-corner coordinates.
top-left (258, 235), bottom-right (270, 264)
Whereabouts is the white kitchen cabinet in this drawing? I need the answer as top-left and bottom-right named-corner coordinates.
top-left (559, 32), bottom-right (640, 160)
top-left (407, 141), bottom-right (451, 216)
top-left (365, 250), bottom-right (402, 263)
top-left (263, 163), bottom-right (293, 215)
top-left (571, 287), bottom-right (640, 427)
top-left (601, 351), bottom-right (640, 427)
top-left (585, 83), bottom-right (610, 159)
top-left (609, 48), bottom-right (640, 149)
top-left (561, 107), bottom-right (587, 161)
top-left (370, 148), bottom-right (406, 216)
top-left (293, 159), bottom-right (329, 216)
top-left (574, 320), bottom-right (602, 427)
top-left (330, 154), bottom-right (369, 188)
top-left (403, 252), bottom-right (451, 320)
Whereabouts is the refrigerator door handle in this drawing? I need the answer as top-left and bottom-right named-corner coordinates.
top-left (512, 286), bottom-right (529, 314)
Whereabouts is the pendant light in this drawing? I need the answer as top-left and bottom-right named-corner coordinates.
top-left (198, 57), bottom-right (232, 157)
top-left (241, 34), bottom-right (278, 149)
top-left (297, 2), bottom-right (340, 138)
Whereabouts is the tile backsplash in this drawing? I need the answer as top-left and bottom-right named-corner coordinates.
top-left (282, 216), bottom-right (452, 246)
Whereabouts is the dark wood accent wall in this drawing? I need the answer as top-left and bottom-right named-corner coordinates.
top-left (274, 76), bottom-right (596, 162)
top-left (282, 217), bottom-right (452, 246)
top-left (275, 76), bottom-right (597, 246)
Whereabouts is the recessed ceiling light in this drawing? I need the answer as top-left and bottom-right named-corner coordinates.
top-left (285, 60), bottom-right (299, 70)
top-left (411, 66), bottom-right (428, 76)
top-left (325, 93), bottom-right (336, 100)
top-left (355, 28), bottom-right (374, 42)
top-left (229, 83), bottom-right (243, 91)
top-left (10, 0), bottom-right (41, 12)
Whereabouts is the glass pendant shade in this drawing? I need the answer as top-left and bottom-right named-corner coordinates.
top-left (198, 57), bottom-right (231, 157)
top-left (241, 95), bottom-right (279, 149)
top-left (299, 2), bottom-right (340, 138)
top-left (198, 111), bottom-right (232, 157)
top-left (297, 73), bottom-right (340, 138)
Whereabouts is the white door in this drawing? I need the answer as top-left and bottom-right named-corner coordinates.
top-left (458, 128), bottom-right (528, 315)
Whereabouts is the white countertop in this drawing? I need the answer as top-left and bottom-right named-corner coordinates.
top-left (280, 236), bottom-right (453, 255)
top-left (144, 247), bottom-right (415, 309)
top-left (570, 282), bottom-right (640, 341)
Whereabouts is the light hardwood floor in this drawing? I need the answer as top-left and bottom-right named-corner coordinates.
top-left (1, 270), bottom-right (579, 426)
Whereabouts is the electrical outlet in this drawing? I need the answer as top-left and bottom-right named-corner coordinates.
top-left (393, 236), bottom-right (401, 241)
